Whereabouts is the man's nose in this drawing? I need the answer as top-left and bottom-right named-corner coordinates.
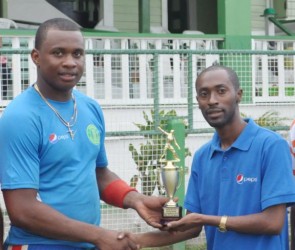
top-left (63, 55), bottom-right (77, 67)
top-left (208, 92), bottom-right (218, 104)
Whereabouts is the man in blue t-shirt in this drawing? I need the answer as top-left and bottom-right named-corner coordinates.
top-left (131, 65), bottom-right (295, 250)
top-left (0, 18), bottom-right (168, 250)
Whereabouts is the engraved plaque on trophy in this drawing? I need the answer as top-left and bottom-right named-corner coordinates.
top-left (158, 127), bottom-right (182, 224)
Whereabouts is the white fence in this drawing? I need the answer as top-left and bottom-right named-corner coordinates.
top-left (0, 34), bottom-right (222, 106)
top-left (1, 35), bottom-right (295, 109)
top-left (252, 38), bottom-right (295, 103)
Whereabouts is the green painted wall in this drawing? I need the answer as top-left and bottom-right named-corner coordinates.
top-left (286, 0), bottom-right (295, 19)
top-left (0, 0), bottom-right (8, 17)
top-left (150, 0), bottom-right (162, 27)
top-left (218, 0), bottom-right (251, 49)
top-left (114, 0), bottom-right (162, 33)
top-left (114, 0), bottom-right (138, 32)
top-left (218, 0), bottom-right (251, 36)
top-left (218, 0), bottom-right (252, 102)
top-left (251, 0), bottom-right (265, 33)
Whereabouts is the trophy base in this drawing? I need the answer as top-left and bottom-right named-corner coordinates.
top-left (161, 205), bottom-right (182, 225)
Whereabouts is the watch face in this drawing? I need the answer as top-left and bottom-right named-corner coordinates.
top-left (218, 216), bottom-right (228, 232)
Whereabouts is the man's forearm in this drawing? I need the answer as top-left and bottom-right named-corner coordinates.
top-left (123, 191), bottom-right (141, 209)
top-left (4, 189), bottom-right (111, 247)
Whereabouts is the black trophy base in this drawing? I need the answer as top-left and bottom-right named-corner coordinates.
top-left (160, 205), bottom-right (182, 225)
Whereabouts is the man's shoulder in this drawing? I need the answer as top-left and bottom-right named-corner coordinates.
top-left (1, 87), bottom-right (41, 121)
top-left (255, 124), bottom-right (284, 141)
top-left (73, 90), bottom-right (104, 116)
top-left (194, 139), bottom-right (212, 157)
top-left (73, 89), bottom-right (100, 106)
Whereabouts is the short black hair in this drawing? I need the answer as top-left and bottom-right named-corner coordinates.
top-left (197, 65), bottom-right (240, 90)
top-left (34, 18), bottom-right (81, 50)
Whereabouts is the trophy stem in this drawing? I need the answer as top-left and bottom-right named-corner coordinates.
top-left (166, 199), bottom-right (176, 207)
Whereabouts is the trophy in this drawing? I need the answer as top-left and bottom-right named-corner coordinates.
top-left (158, 127), bottom-right (182, 224)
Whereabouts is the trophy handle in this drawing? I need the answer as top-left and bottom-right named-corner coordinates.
top-left (156, 167), bottom-right (166, 195)
top-left (176, 167), bottom-right (183, 191)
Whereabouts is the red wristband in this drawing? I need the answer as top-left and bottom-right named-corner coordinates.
top-left (101, 179), bottom-right (137, 208)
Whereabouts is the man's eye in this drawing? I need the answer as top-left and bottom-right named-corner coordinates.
top-left (199, 91), bottom-right (208, 97)
top-left (218, 88), bottom-right (226, 94)
top-left (53, 50), bottom-right (63, 57)
top-left (73, 50), bottom-right (83, 58)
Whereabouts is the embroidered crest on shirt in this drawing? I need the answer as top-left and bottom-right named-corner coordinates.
top-left (86, 124), bottom-right (100, 145)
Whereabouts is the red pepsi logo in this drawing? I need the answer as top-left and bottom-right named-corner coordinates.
top-left (236, 174), bottom-right (244, 184)
top-left (49, 133), bottom-right (58, 144)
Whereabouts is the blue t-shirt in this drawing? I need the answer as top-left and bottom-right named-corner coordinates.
top-left (185, 119), bottom-right (295, 250)
top-left (0, 86), bottom-right (108, 248)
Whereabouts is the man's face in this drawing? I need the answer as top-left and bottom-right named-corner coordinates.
top-left (196, 69), bottom-right (242, 128)
top-left (32, 29), bottom-right (85, 92)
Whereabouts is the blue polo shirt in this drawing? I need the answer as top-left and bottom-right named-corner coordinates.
top-left (185, 119), bottom-right (295, 250)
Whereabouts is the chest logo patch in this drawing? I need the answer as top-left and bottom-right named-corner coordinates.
top-left (236, 173), bottom-right (257, 184)
top-left (86, 124), bottom-right (100, 145)
top-left (49, 133), bottom-right (58, 144)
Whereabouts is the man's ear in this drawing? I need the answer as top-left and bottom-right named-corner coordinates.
top-left (236, 89), bottom-right (243, 103)
top-left (31, 49), bottom-right (40, 66)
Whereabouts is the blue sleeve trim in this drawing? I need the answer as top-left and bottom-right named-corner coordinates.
top-left (184, 201), bottom-right (201, 213)
top-left (1, 183), bottom-right (39, 190)
top-left (262, 194), bottom-right (295, 210)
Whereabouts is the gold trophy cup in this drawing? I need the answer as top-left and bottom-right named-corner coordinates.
top-left (158, 127), bottom-right (182, 224)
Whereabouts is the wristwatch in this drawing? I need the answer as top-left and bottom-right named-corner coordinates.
top-left (218, 215), bottom-right (228, 232)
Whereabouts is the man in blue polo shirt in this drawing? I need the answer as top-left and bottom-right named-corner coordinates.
top-left (289, 119), bottom-right (295, 250)
top-left (131, 65), bottom-right (295, 250)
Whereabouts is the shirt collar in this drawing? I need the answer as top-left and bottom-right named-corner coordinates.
top-left (209, 118), bottom-right (259, 158)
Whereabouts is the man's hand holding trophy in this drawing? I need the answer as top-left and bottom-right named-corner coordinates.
top-left (158, 126), bottom-right (183, 225)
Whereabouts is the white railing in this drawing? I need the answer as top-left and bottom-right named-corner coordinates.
top-left (83, 36), bottom-right (221, 106)
top-left (0, 34), bottom-right (222, 107)
top-left (1, 34), bottom-right (295, 108)
top-left (251, 38), bottom-right (295, 103)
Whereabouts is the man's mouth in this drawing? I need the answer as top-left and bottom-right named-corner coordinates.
top-left (206, 109), bottom-right (223, 118)
top-left (59, 72), bottom-right (77, 81)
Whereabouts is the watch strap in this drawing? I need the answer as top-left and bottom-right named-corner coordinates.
top-left (218, 215), bottom-right (228, 232)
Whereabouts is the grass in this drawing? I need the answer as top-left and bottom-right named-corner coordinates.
top-left (255, 86), bottom-right (294, 96)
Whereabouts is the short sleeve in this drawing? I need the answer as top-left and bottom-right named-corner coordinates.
top-left (0, 109), bottom-right (40, 190)
top-left (261, 138), bottom-right (295, 209)
top-left (184, 154), bottom-right (202, 213)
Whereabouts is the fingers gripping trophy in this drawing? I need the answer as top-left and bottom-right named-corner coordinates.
top-left (158, 126), bottom-right (183, 224)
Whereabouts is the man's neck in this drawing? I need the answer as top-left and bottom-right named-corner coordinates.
top-left (217, 118), bottom-right (247, 150)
